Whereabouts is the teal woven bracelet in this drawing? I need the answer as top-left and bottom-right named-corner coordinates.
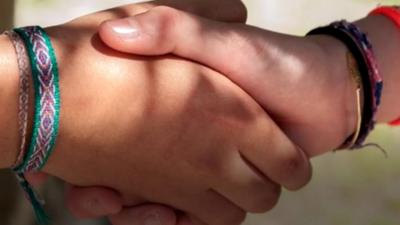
top-left (12, 26), bottom-right (61, 225)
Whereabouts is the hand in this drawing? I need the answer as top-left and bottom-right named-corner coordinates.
top-left (29, 1), bottom-right (248, 224)
top-left (98, 6), bottom-right (358, 157)
top-left (26, 172), bottom-right (178, 224)
top-left (26, 2), bottom-right (311, 225)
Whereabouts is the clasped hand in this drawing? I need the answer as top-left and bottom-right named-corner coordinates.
top-left (26, 0), bottom-right (357, 224)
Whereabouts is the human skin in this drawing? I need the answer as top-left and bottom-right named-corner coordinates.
top-left (64, 5), bottom-right (400, 224)
top-left (0, 1), bottom-right (313, 225)
top-left (99, 7), bottom-right (400, 155)
top-left (27, 0), bottom-right (250, 223)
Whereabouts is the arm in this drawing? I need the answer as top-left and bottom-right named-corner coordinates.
top-left (27, 0), bottom-right (248, 224)
top-left (2, 1), bottom-right (312, 225)
top-left (98, 6), bottom-right (400, 157)
top-left (27, 0), bottom-right (248, 223)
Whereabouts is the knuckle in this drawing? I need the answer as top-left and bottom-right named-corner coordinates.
top-left (220, 210), bottom-right (246, 225)
top-left (229, 0), bottom-right (248, 22)
top-left (280, 149), bottom-right (312, 189)
top-left (187, 146), bottom-right (232, 179)
top-left (151, 6), bottom-right (182, 25)
top-left (246, 185), bottom-right (281, 213)
top-left (282, 152), bottom-right (304, 177)
top-left (291, 158), bottom-right (313, 190)
top-left (210, 0), bottom-right (247, 22)
top-left (149, 6), bottom-right (183, 51)
top-left (211, 0), bottom-right (247, 22)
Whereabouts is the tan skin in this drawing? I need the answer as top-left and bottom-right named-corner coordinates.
top-left (18, 2), bottom-right (400, 225)
top-left (99, 6), bottom-right (400, 156)
top-left (66, 4), bottom-right (400, 225)
top-left (0, 1), bottom-right (313, 225)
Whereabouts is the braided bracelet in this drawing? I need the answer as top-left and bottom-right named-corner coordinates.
top-left (4, 31), bottom-right (31, 168)
top-left (10, 26), bottom-right (61, 225)
top-left (3, 30), bottom-right (49, 224)
top-left (14, 26), bottom-right (61, 173)
top-left (307, 20), bottom-right (383, 149)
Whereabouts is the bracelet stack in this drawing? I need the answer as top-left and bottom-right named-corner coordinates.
top-left (307, 20), bottom-right (383, 149)
top-left (370, 6), bottom-right (400, 126)
top-left (5, 26), bottom-right (61, 225)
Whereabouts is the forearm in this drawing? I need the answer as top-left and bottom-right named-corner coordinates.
top-left (0, 34), bottom-right (20, 168)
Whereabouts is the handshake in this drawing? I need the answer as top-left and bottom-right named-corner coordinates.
top-left (2, 0), bottom-right (398, 225)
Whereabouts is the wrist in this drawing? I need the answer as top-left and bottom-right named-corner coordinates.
top-left (355, 15), bottom-right (400, 123)
top-left (306, 34), bottom-right (359, 146)
top-left (0, 34), bottom-right (22, 168)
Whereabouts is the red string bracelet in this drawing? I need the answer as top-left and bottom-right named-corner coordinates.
top-left (390, 118), bottom-right (400, 126)
top-left (370, 6), bottom-right (400, 126)
top-left (370, 6), bottom-right (400, 29)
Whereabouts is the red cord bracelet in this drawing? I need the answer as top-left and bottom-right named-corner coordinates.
top-left (370, 6), bottom-right (400, 126)
top-left (370, 6), bottom-right (400, 29)
top-left (390, 118), bottom-right (400, 126)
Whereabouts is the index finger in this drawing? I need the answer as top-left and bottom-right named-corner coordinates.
top-left (118, 0), bottom-right (247, 23)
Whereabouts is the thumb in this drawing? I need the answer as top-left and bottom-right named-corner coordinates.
top-left (98, 6), bottom-right (306, 123)
top-left (98, 5), bottom-right (274, 90)
top-left (97, 6), bottom-right (312, 106)
top-left (98, 6), bottom-right (350, 156)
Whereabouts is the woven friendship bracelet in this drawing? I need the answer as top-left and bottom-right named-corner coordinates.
top-left (4, 30), bottom-right (47, 224)
top-left (14, 26), bottom-right (61, 173)
top-left (4, 30), bottom-right (49, 225)
top-left (4, 31), bottom-right (31, 168)
top-left (307, 20), bottom-right (383, 149)
top-left (10, 26), bottom-right (61, 225)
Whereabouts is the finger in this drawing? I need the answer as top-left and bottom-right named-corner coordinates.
top-left (109, 204), bottom-right (177, 225)
top-left (211, 151), bottom-right (281, 213)
top-left (98, 6), bottom-right (263, 101)
top-left (162, 0), bottom-right (248, 22)
top-left (24, 172), bottom-right (49, 187)
top-left (125, 0), bottom-right (247, 23)
top-left (239, 114), bottom-right (313, 190)
top-left (99, 6), bottom-right (249, 70)
top-left (177, 214), bottom-right (206, 225)
top-left (172, 189), bottom-right (246, 225)
top-left (65, 185), bottom-right (123, 219)
top-left (99, 7), bottom-right (313, 190)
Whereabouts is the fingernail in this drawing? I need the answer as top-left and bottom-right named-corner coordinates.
top-left (107, 18), bottom-right (141, 39)
top-left (83, 197), bottom-right (111, 216)
top-left (132, 210), bottom-right (162, 225)
top-left (143, 211), bottom-right (162, 225)
top-left (116, 207), bottom-right (177, 225)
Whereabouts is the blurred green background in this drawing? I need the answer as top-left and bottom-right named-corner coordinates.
top-left (1, 0), bottom-right (400, 225)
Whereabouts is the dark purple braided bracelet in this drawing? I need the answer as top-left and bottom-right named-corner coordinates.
top-left (307, 20), bottom-right (383, 149)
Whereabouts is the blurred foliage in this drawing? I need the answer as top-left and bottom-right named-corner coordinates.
top-left (0, 0), bottom-right (14, 29)
top-left (20, 0), bottom-right (56, 7)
